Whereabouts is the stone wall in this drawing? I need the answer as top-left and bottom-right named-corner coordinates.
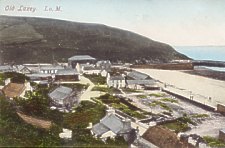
top-left (131, 63), bottom-right (194, 70)
top-left (217, 104), bottom-right (225, 115)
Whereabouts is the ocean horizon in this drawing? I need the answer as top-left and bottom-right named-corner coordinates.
top-left (174, 46), bottom-right (225, 72)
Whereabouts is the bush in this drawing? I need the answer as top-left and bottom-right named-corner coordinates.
top-left (64, 101), bottom-right (106, 129)
top-left (4, 72), bottom-right (29, 84)
top-left (161, 98), bottom-right (178, 103)
top-left (163, 121), bottom-right (190, 133)
top-left (0, 96), bottom-right (61, 147)
top-left (92, 86), bottom-right (121, 94)
top-left (149, 93), bottom-right (165, 97)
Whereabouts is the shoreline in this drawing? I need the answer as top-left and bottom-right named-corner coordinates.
top-left (135, 68), bottom-right (225, 107)
top-left (183, 67), bottom-right (225, 81)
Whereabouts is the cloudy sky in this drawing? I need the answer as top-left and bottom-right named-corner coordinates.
top-left (0, 0), bottom-right (225, 46)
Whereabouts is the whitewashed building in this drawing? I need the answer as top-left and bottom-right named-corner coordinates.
top-left (106, 73), bottom-right (126, 88)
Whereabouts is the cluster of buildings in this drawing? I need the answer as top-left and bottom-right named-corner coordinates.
top-left (0, 55), bottom-right (111, 83)
top-left (1, 54), bottom-right (225, 147)
top-left (0, 54), bottom-right (160, 113)
top-left (107, 70), bottom-right (157, 90)
top-left (1, 54), bottom-right (157, 90)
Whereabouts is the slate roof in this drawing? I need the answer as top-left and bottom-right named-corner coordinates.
top-left (92, 123), bottom-right (110, 136)
top-left (221, 129), bottom-right (225, 133)
top-left (40, 65), bottom-right (64, 70)
top-left (49, 86), bottom-right (73, 101)
top-left (110, 75), bottom-right (124, 80)
top-left (16, 65), bottom-right (31, 72)
top-left (56, 68), bottom-right (79, 75)
top-left (0, 65), bottom-right (13, 71)
top-left (92, 113), bottom-right (135, 143)
top-left (127, 71), bottom-right (151, 80)
top-left (96, 60), bottom-right (111, 66)
top-left (101, 114), bottom-right (124, 134)
top-left (68, 55), bottom-right (96, 61)
top-left (26, 73), bottom-right (52, 78)
top-left (127, 80), bottom-right (155, 85)
top-left (83, 66), bottom-right (101, 71)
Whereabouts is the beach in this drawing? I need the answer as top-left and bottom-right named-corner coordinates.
top-left (135, 69), bottom-right (225, 107)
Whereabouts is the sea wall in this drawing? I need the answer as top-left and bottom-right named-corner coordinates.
top-left (131, 63), bottom-right (194, 70)
top-left (162, 89), bottom-right (215, 112)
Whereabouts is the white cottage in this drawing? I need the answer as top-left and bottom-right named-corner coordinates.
top-left (106, 73), bottom-right (126, 88)
top-left (91, 108), bottom-right (136, 143)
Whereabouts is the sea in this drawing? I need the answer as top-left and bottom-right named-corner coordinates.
top-left (173, 46), bottom-right (225, 72)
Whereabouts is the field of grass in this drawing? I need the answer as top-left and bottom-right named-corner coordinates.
top-left (149, 100), bottom-right (172, 112)
top-left (191, 114), bottom-right (209, 118)
top-left (96, 94), bottom-right (146, 119)
top-left (64, 101), bottom-right (106, 129)
top-left (161, 98), bottom-right (178, 103)
top-left (122, 88), bottom-right (141, 93)
top-left (163, 121), bottom-right (190, 133)
top-left (136, 95), bottom-right (148, 99)
top-left (91, 86), bottom-right (121, 94)
top-left (149, 93), bottom-right (165, 97)
top-left (1, 79), bottom-right (128, 147)
top-left (63, 101), bottom-right (128, 147)
top-left (83, 74), bottom-right (106, 85)
top-left (203, 136), bottom-right (225, 147)
top-left (162, 116), bottom-right (195, 133)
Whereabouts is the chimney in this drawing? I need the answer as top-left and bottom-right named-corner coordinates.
top-left (87, 122), bottom-right (93, 129)
top-left (106, 107), bottom-right (115, 116)
top-left (122, 118), bottom-right (131, 131)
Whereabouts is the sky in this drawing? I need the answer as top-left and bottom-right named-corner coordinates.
top-left (0, 0), bottom-right (225, 46)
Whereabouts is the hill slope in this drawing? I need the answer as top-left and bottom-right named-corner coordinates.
top-left (0, 15), bottom-right (189, 64)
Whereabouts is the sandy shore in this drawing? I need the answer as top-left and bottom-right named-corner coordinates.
top-left (135, 69), bottom-right (225, 107)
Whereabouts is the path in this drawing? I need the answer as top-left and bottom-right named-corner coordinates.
top-left (54, 76), bottom-right (103, 101)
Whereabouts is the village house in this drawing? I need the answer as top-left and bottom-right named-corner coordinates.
top-left (76, 63), bottom-right (101, 75)
top-left (140, 126), bottom-right (196, 148)
top-left (68, 55), bottom-right (96, 69)
top-left (15, 65), bottom-right (32, 74)
top-left (96, 60), bottom-right (111, 71)
top-left (55, 68), bottom-right (80, 81)
top-left (76, 63), bottom-right (108, 77)
top-left (91, 108), bottom-right (136, 144)
top-left (126, 71), bottom-right (156, 89)
top-left (59, 128), bottom-right (72, 140)
top-left (83, 66), bottom-right (102, 75)
top-left (106, 73), bottom-right (126, 88)
top-left (26, 73), bottom-right (52, 81)
top-left (39, 65), bottom-right (64, 74)
top-left (2, 83), bottom-right (26, 99)
top-left (100, 69), bottom-right (108, 77)
top-left (48, 86), bottom-right (77, 111)
top-left (23, 64), bottom-right (49, 73)
top-left (0, 65), bottom-right (13, 73)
